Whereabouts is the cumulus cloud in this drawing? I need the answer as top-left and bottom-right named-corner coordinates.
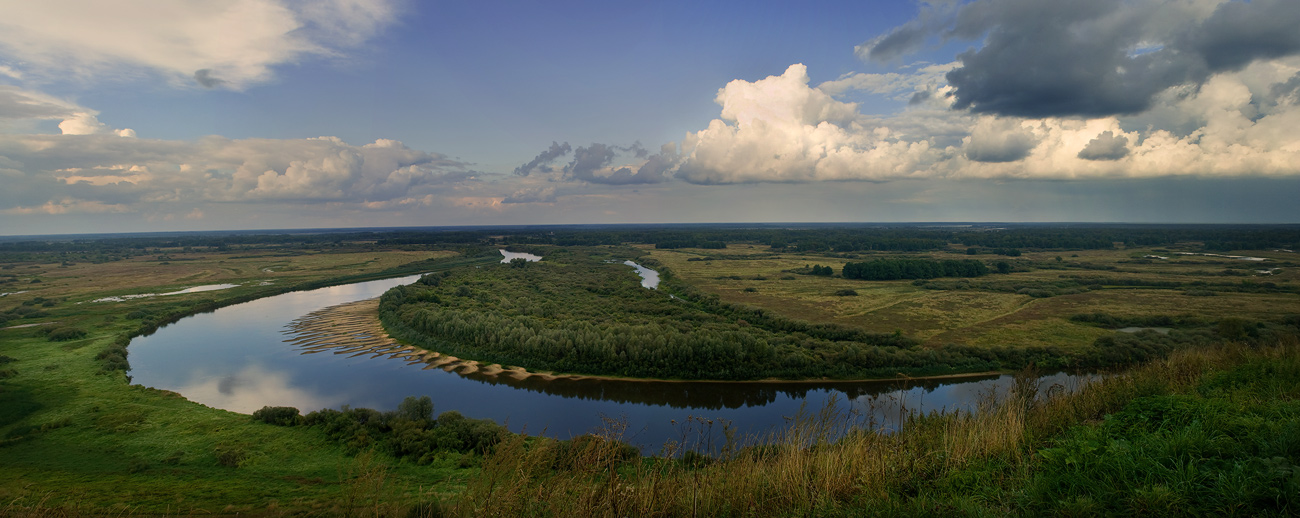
top-left (859, 0), bottom-right (1300, 118)
top-left (513, 141), bottom-right (571, 176)
top-left (0, 133), bottom-right (478, 216)
top-left (0, 0), bottom-right (399, 88)
top-left (513, 141), bottom-right (676, 185)
top-left (1077, 131), bottom-right (1130, 161)
top-left (502, 186), bottom-right (557, 204)
top-left (963, 118), bottom-right (1038, 163)
top-left (0, 86), bottom-right (138, 137)
top-left (563, 142), bottom-right (674, 185)
top-left (677, 64), bottom-right (953, 184)
top-left (674, 57), bottom-right (1300, 184)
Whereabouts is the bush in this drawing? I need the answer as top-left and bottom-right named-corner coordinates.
top-left (252, 406), bottom-right (301, 426)
top-left (833, 289), bottom-right (859, 296)
top-left (46, 328), bottom-right (88, 342)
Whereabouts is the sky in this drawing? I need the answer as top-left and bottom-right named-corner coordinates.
top-left (1, 0), bottom-right (1299, 235)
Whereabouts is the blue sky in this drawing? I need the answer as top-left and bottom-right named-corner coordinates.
top-left (1, 0), bottom-right (1298, 235)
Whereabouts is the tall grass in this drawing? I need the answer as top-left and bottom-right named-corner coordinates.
top-left (444, 336), bottom-right (1299, 517)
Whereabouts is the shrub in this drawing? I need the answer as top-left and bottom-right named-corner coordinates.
top-left (252, 406), bottom-right (301, 426)
top-left (833, 289), bottom-right (859, 296)
top-left (46, 328), bottom-right (88, 342)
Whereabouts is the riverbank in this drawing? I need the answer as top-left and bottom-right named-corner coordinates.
top-left (443, 336), bottom-right (1300, 517)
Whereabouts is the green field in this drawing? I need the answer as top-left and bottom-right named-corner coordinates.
top-left (1, 227), bottom-right (1298, 515)
top-left (649, 244), bottom-right (1298, 351)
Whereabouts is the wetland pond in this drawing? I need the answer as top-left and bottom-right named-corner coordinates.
top-left (130, 274), bottom-right (1089, 449)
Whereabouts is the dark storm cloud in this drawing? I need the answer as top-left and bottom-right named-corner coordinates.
top-left (193, 69), bottom-right (227, 88)
top-left (513, 141), bottom-right (572, 176)
top-left (1185, 0), bottom-right (1300, 73)
top-left (1077, 131), bottom-right (1130, 161)
top-left (860, 1), bottom-right (960, 62)
top-left (867, 0), bottom-right (1300, 118)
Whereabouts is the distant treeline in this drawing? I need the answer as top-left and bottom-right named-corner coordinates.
top-left (842, 258), bottom-right (989, 280)
top-left (3, 226), bottom-right (1299, 265)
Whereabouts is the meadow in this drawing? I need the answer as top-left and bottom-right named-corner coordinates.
top-left (0, 225), bottom-right (1297, 515)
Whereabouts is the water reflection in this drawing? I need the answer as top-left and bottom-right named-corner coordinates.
top-left (623, 260), bottom-right (660, 289)
top-left (130, 275), bottom-right (1093, 449)
top-left (499, 249), bottom-right (543, 263)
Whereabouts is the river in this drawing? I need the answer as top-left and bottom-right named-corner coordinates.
top-left (128, 274), bottom-right (1089, 450)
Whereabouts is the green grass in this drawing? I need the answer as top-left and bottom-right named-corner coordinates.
top-left (0, 249), bottom-right (487, 514)
top-left (442, 337), bottom-right (1300, 517)
top-left (650, 244), bottom-right (1299, 352)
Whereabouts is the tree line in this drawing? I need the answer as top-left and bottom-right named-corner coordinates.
top-left (842, 258), bottom-right (989, 280)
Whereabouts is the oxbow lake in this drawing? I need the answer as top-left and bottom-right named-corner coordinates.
top-left (129, 274), bottom-right (1090, 449)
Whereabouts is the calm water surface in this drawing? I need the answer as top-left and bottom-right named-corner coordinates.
top-left (129, 275), bottom-right (1088, 449)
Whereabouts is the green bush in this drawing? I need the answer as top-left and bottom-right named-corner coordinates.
top-left (46, 328), bottom-right (88, 341)
top-left (252, 406), bottom-right (301, 426)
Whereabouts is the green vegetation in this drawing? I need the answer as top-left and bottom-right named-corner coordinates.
top-left (439, 338), bottom-right (1300, 517)
top-left (379, 249), bottom-right (1031, 380)
top-left (842, 257), bottom-right (989, 280)
top-left (1, 224), bottom-right (1298, 515)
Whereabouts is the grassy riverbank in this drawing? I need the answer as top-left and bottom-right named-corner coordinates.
top-left (1, 246), bottom-right (498, 514)
top-left (442, 336), bottom-right (1300, 517)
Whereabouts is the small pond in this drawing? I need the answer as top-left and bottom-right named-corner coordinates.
top-left (499, 250), bottom-right (543, 263)
top-left (129, 275), bottom-right (1091, 449)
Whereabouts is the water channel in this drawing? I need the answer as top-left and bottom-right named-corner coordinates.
top-left (129, 272), bottom-right (1089, 449)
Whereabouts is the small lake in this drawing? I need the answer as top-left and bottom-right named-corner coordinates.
top-left (499, 250), bottom-right (542, 263)
top-left (129, 275), bottom-right (1090, 450)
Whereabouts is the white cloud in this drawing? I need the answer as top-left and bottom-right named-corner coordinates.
top-left (674, 58), bottom-right (1300, 184)
top-left (0, 133), bottom-right (479, 216)
top-left (0, 86), bottom-right (138, 137)
top-left (0, 0), bottom-right (399, 89)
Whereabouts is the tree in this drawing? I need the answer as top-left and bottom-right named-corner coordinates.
top-left (996, 261), bottom-right (1012, 274)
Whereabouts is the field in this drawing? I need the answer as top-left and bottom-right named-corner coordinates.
top-left (648, 244), bottom-right (1299, 351)
top-left (1, 226), bottom-right (1298, 515)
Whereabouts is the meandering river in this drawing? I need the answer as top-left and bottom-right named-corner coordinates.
top-left (129, 273), bottom-right (1089, 449)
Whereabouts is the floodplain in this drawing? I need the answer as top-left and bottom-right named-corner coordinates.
top-left (0, 225), bottom-right (1297, 516)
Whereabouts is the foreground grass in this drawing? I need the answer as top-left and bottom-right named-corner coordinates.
top-left (447, 337), bottom-right (1300, 517)
top-left (0, 248), bottom-right (488, 515)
